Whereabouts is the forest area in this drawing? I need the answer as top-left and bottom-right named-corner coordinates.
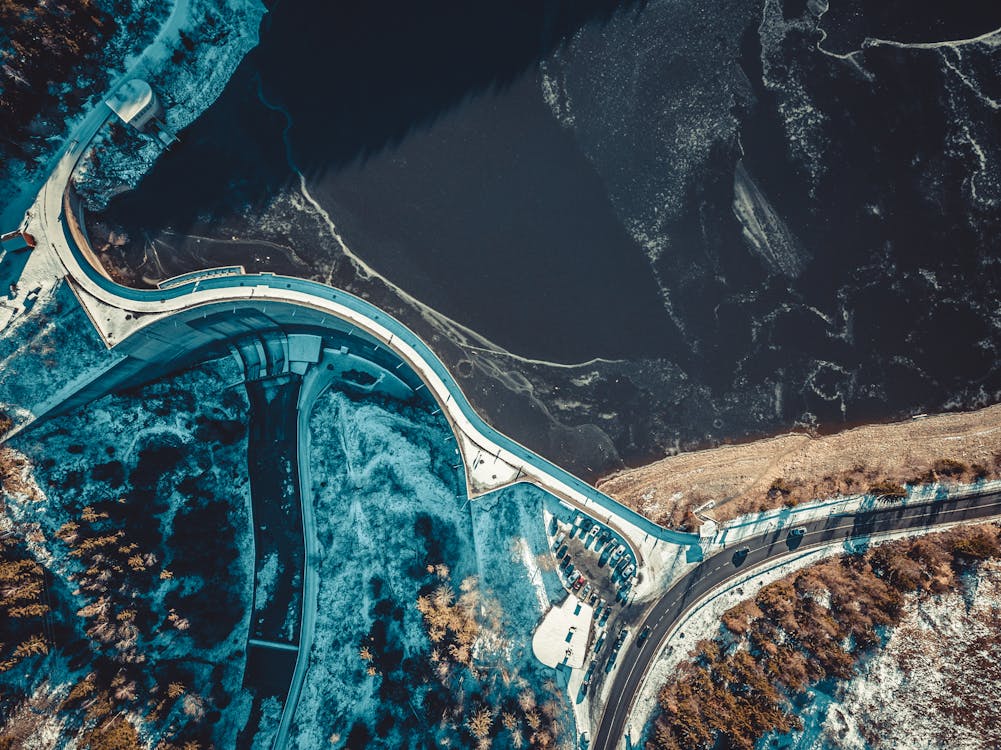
top-left (0, 363), bottom-right (254, 749)
top-left (0, 0), bottom-right (166, 177)
top-left (647, 523), bottom-right (1001, 750)
top-left (0, 444), bottom-right (242, 749)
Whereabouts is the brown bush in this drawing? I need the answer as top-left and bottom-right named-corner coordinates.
top-left (647, 524), bottom-right (1001, 750)
top-left (933, 458), bottom-right (968, 477)
top-left (767, 478), bottom-right (794, 498)
top-left (868, 480), bottom-right (907, 499)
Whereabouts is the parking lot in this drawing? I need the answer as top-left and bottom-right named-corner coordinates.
top-left (546, 511), bottom-right (643, 684)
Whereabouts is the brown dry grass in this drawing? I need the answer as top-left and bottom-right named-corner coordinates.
top-left (599, 404), bottom-right (1001, 526)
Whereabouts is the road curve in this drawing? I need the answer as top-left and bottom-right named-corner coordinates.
top-left (592, 491), bottom-right (1001, 750)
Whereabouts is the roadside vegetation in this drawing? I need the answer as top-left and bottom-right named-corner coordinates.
top-left (647, 523), bottom-right (1001, 750)
top-left (752, 456), bottom-right (993, 513)
top-left (601, 405), bottom-right (1001, 528)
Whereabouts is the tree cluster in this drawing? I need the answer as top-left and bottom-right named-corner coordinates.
top-left (649, 524), bottom-right (1001, 750)
top-left (417, 566), bottom-right (564, 749)
top-left (0, 534), bottom-right (50, 675)
top-left (51, 499), bottom-right (217, 748)
top-left (0, 0), bottom-right (116, 158)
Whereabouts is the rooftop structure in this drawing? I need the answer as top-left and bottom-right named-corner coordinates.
top-left (1, 230), bottom-right (36, 252)
top-left (106, 79), bottom-right (163, 131)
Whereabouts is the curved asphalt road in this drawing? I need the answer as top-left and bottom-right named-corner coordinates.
top-left (593, 490), bottom-right (1001, 750)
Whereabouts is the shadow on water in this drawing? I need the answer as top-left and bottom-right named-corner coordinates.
top-left (102, 0), bottom-right (644, 230)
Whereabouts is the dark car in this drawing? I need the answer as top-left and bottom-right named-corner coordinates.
top-left (789, 526), bottom-right (806, 537)
top-left (636, 625), bottom-right (652, 648)
top-left (732, 547), bottom-right (750, 565)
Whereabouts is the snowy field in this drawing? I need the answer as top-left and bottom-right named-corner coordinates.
top-left (293, 387), bottom-right (573, 748)
top-left (73, 0), bottom-right (267, 210)
top-left (0, 279), bottom-right (121, 434)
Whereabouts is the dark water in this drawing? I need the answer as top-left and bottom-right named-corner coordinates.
top-left (94, 0), bottom-right (1001, 478)
top-left (100, 0), bottom-right (676, 362)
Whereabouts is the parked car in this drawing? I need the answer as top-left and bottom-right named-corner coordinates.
top-left (597, 531), bottom-right (610, 545)
top-left (581, 583), bottom-right (592, 600)
top-left (555, 532), bottom-right (566, 547)
top-left (610, 544), bottom-right (626, 561)
top-left (588, 523), bottom-right (600, 538)
top-left (589, 592), bottom-right (599, 606)
top-left (622, 563), bottom-right (636, 578)
top-left (573, 575), bottom-right (585, 591)
top-left (594, 632), bottom-right (606, 652)
top-left (615, 556), bottom-right (629, 571)
top-left (599, 606), bottom-right (612, 626)
top-left (565, 563), bottom-right (575, 578)
top-left (616, 627), bottom-right (629, 645)
top-left (604, 652), bottom-right (618, 673)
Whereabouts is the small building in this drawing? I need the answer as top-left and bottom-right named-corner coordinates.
top-left (106, 80), bottom-right (177, 147)
top-left (1, 230), bottom-right (36, 252)
top-left (106, 79), bottom-right (163, 131)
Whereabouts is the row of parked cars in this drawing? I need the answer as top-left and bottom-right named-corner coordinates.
top-left (553, 512), bottom-right (639, 606)
top-left (555, 538), bottom-right (603, 606)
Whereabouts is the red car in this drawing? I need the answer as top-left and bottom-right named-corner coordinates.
top-left (572, 575), bottom-right (585, 591)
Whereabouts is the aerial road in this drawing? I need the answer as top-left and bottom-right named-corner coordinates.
top-left (592, 489), bottom-right (1001, 750)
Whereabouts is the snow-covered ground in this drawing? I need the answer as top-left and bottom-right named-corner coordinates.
top-left (3, 0), bottom-right (265, 229)
top-left (628, 544), bottom-right (848, 746)
top-left (762, 559), bottom-right (1001, 750)
top-left (2, 356), bottom-right (254, 747)
top-left (292, 386), bottom-right (575, 748)
top-left (292, 388), bottom-right (475, 747)
top-left (72, 0), bottom-right (267, 210)
top-left (0, 272), bottom-right (122, 436)
top-left (0, 1), bottom-right (171, 230)
top-left (470, 484), bottom-right (574, 700)
top-left (630, 520), bottom-right (1001, 749)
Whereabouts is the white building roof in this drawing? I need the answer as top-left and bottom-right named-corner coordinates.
top-left (532, 594), bottom-right (593, 669)
top-left (106, 80), bottom-right (154, 124)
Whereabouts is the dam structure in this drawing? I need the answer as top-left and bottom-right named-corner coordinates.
top-left (0, 77), bottom-right (711, 749)
top-left (12, 87), bottom-right (702, 552)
